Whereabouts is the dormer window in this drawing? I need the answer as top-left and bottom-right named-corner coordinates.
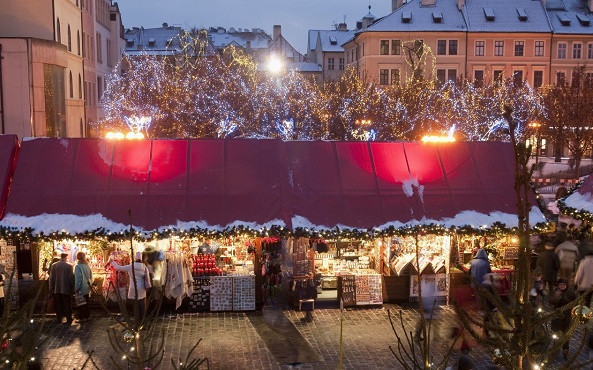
top-left (329, 36), bottom-right (337, 45)
top-left (402, 11), bottom-right (412, 23)
top-left (516, 8), bottom-right (527, 21)
top-left (148, 38), bottom-right (156, 47)
top-left (126, 38), bottom-right (134, 47)
top-left (557, 13), bottom-right (571, 26)
top-left (432, 11), bottom-right (443, 23)
top-left (577, 14), bottom-right (590, 26)
top-left (484, 8), bottom-right (495, 21)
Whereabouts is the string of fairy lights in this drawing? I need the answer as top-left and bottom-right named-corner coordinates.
top-left (558, 180), bottom-right (593, 222)
top-left (0, 221), bottom-right (551, 244)
top-left (98, 33), bottom-right (549, 142)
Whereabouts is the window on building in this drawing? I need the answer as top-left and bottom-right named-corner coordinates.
top-left (339, 57), bottom-right (344, 70)
top-left (533, 71), bottom-right (543, 88)
top-left (448, 69), bottom-right (457, 82)
top-left (106, 39), bottom-right (112, 68)
top-left (391, 69), bottom-right (400, 85)
top-left (67, 25), bottom-right (72, 51)
top-left (77, 31), bottom-right (81, 55)
top-left (391, 40), bottom-right (401, 55)
top-left (78, 74), bottom-right (82, 99)
top-left (573, 43), bottom-right (582, 59)
top-left (494, 70), bottom-right (504, 84)
top-left (57, 19), bottom-right (61, 44)
top-left (588, 44), bottom-right (593, 59)
top-left (474, 70), bottom-right (484, 87)
top-left (558, 43), bottom-right (567, 59)
top-left (380, 69), bottom-right (389, 85)
top-left (414, 40), bottom-right (424, 57)
top-left (495, 41), bottom-right (504, 56)
top-left (380, 40), bottom-right (389, 55)
top-left (437, 40), bottom-right (447, 55)
top-left (514, 41), bottom-right (524, 56)
top-left (475, 41), bottom-right (485, 56)
top-left (436, 69), bottom-right (446, 84)
top-left (556, 71), bottom-right (566, 85)
top-left (327, 57), bottom-right (335, 70)
top-left (97, 76), bottom-right (103, 102)
top-left (535, 41), bottom-right (544, 56)
top-left (586, 72), bottom-right (593, 88)
top-left (69, 71), bottom-right (73, 98)
top-left (96, 33), bottom-right (102, 63)
top-left (513, 71), bottom-right (523, 86)
top-left (449, 40), bottom-right (458, 55)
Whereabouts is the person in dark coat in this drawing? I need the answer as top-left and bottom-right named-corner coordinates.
top-left (469, 249), bottom-right (492, 310)
top-left (537, 241), bottom-right (560, 292)
top-left (549, 278), bottom-right (578, 359)
top-left (48, 253), bottom-right (75, 325)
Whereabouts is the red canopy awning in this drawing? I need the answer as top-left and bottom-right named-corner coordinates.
top-left (0, 135), bottom-right (19, 220)
top-left (2, 138), bottom-right (540, 233)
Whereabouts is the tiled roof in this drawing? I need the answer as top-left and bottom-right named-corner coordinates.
top-left (208, 27), bottom-right (271, 50)
top-left (545, 0), bottom-right (593, 34)
top-left (316, 30), bottom-right (356, 52)
top-left (463, 0), bottom-right (551, 33)
top-left (124, 26), bottom-right (182, 53)
top-left (366, 0), bottom-right (467, 33)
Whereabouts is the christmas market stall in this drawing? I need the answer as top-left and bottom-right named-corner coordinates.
top-left (0, 138), bottom-right (547, 309)
top-left (559, 174), bottom-right (593, 235)
top-left (0, 135), bottom-right (20, 308)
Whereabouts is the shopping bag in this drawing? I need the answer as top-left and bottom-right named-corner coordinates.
top-left (72, 293), bottom-right (87, 307)
top-left (44, 294), bottom-right (55, 313)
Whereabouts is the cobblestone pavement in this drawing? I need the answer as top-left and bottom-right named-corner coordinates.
top-left (35, 302), bottom-right (591, 370)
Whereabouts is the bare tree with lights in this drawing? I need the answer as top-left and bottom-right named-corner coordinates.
top-left (543, 65), bottom-right (593, 176)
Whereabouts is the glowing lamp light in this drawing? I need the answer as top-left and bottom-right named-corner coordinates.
top-left (421, 135), bottom-right (456, 143)
top-left (267, 56), bottom-right (283, 74)
top-left (105, 131), bottom-right (144, 140)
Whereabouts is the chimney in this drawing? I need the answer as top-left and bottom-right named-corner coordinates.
top-left (273, 25), bottom-right (281, 40)
top-left (457, 0), bottom-right (465, 10)
top-left (421, 0), bottom-right (436, 6)
top-left (392, 0), bottom-right (405, 11)
top-left (162, 22), bottom-right (168, 28)
top-left (338, 22), bottom-right (347, 31)
top-left (246, 40), bottom-right (252, 54)
top-left (589, 0), bottom-right (593, 12)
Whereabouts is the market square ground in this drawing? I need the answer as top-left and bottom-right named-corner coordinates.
top-left (35, 301), bottom-right (591, 370)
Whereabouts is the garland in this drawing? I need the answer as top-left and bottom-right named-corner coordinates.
top-left (557, 179), bottom-right (593, 222)
top-left (0, 221), bottom-right (552, 244)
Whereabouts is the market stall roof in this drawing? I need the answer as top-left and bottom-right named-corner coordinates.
top-left (564, 174), bottom-right (593, 214)
top-left (0, 135), bottom-right (19, 221)
top-left (0, 138), bottom-right (545, 235)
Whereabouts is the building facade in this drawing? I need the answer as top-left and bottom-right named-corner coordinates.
top-left (342, 0), bottom-right (593, 88)
top-left (0, 0), bottom-right (123, 138)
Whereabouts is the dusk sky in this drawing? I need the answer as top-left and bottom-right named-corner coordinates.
top-left (117, 0), bottom-right (393, 54)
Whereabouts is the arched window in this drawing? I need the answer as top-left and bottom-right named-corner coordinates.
top-left (56, 18), bottom-right (61, 44)
top-left (77, 31), bottom-right (81, 55)
top-left (67, 25), bottom-right (71, 51)
top-left (69, 71), bottom-right (73, 98)
top-left (78, 74), bottom-right (83, 99)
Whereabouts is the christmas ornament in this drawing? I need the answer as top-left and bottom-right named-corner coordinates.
top-left (572, 305), bottom-right (592, 323)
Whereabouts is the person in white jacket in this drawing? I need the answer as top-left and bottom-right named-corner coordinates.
top-left (575, 247), bottom-right (593, 308)
top-left (555, 239), bottom-right (579, 280)
top-left (109, 251), bottom-right (151, 325)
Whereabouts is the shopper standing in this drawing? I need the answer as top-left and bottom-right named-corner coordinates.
top-left (575, 248), bottom-right (593, 308)
top-left (537, 242), bottom-right (560, 293)
top-left (555, 239), bottom-right (579, 280)
top-left (74, 252), bottom-right (92, 323)
top-left (109, 251), bottom-right (151, 327)
top-left (49, 253), bottom-right (75, 325)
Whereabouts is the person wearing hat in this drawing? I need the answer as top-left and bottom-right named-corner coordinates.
top-left (537, 241), bottom-right (560, 293)
top-left (550, 278), bottom-right (577, 359)
top-left (109, 251), bottom-right (152, 327)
